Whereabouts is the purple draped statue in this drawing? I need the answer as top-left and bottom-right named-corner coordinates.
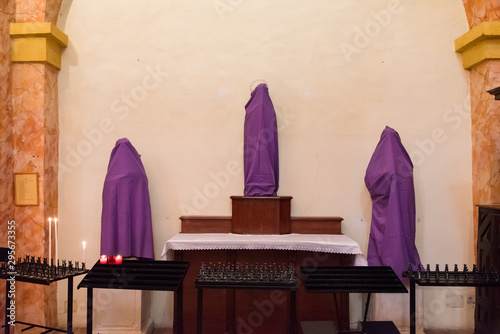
top-left (243, 83), bottom-right (279, 196)
top-left (365, 126), bottom-right (421, 281)
top-left (100, 138), bottom-right (155, 259)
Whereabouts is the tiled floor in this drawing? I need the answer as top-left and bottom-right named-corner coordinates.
top-left (154, 329), bottom-right (472, 334)
top-left (425, 331), bottom-right (473, 334)
top-left (74, 329), bottom-right (173, 334)
top-left (73, 327), bottom-right (472, 334)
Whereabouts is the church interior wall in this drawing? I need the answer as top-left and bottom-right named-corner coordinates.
top-left (52, 0), bottom-right (474, 330)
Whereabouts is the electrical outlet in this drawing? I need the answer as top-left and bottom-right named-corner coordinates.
top-left (445, 293), bottom-right (464, 308)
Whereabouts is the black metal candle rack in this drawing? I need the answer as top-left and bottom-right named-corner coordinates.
top-left (403, 264), bottom-right (499, 285)
top-left (403, 264), bottom-right (500, 334)
top-left (78, 259), bottom-right (189, 334)
top-left (0, 255), bottom-right (88, 334)
top-left (195, 262), bottom-right (297, 288)
top-left (195, 262), bottom-right (298, 334)
top-left (0, 255), bottom-right (87, 285)
top-left (300, 266), bottom-right (407, 334)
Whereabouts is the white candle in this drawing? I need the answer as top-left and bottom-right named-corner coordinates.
top-left (82, 241), bottom-right (86, 264)
top-left (54, 218), bottom-right (58, 262)
top-left (48, 218), bottom-right (52, 265)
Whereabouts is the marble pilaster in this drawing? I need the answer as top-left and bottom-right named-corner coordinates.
top-left (462, 0), bottom-right (500, 28)
top-left (458, 3), bottom-right (500, 249)
top-left (0, 0), bottom-right (64, 332)
top-left (0, 0), bottom-right (14, 328)
top-left (470, 61), bottom-right (500, 205)
top-left (10, 62), bottom-right (60, 332)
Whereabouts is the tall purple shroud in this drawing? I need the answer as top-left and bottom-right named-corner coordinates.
top-left (365, 126), bottom-right (421, 281)
top-left (244, 83), bottom-right (279, 196)
top-left (100, 138), bottom-right (154, 259)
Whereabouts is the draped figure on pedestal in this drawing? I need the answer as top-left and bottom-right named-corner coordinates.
top-left (100, 138), bottom-right (155, 259)
top-left (365, 126), bottom-right (421, 281)
top-left (244, 83), bottom-right (279, 196)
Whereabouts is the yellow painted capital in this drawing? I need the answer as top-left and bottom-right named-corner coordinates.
top-left (10, 22), bottom-right (68, 70)
top-left (455, 22), bottom-right (500, 70)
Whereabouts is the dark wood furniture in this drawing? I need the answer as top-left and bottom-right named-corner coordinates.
top-left (475, 205), bottom-right (500, 334)
top-left (78, 260), bottom-right (189, 334)
top-left (170, 195), bottom-right (353, 334)
top-left (231, 196), bottom-right (292, 234)
top-left (487, 86), bottom-right (500, 100)
top-left (301, 266), bottom-right (407, 334)
top-left (179, 215), bottom-right (343, 235)
top-left (172, 242), bottom-right (352, 334)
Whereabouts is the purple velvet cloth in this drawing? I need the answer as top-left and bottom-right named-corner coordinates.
top-left (100, 138), bottom-right (155, 259)
top-left (243, 83), bottom-right (279, 196)
top-left (365, 126), bottom-right (421, 281)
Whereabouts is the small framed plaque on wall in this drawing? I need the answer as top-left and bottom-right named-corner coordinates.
top-left (14, 173), bottom-right (39, 206)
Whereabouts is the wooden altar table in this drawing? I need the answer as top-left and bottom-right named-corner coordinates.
top-left (162, 232), bottom-right (366, 334)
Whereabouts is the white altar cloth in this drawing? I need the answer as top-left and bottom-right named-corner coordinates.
top-left (161, 233), bottom-right (367, 266)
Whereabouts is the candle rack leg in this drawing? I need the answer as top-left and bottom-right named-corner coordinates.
top-left (86, 288), bottom-right (93, 334)
top-left (410, 281), bottom-right (415, 334)
top-left (5, 281), bottom-right (9, 334)
top-left (67, 277), bottom-right (73, 334)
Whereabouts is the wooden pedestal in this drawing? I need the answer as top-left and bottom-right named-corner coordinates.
top-left (231, 196), bottom-right (292, 234)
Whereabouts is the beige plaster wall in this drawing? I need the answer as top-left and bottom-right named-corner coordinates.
top-left (56, 0), bottom-right (472, 330)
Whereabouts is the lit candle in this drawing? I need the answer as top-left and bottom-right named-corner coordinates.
top-left (100, 255), bottom-right (108, 264)
top-left (48, 218), bottom-right (52, 265)
top-left (54, 218), bottom-right (58, 261)
top-left (82, 241), bottom-right (86, 264)
top-left (115, 255), bottom-right (123, 265)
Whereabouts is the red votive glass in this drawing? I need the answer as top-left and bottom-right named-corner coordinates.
top-left (105, 255), bottom-right (123, 265)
